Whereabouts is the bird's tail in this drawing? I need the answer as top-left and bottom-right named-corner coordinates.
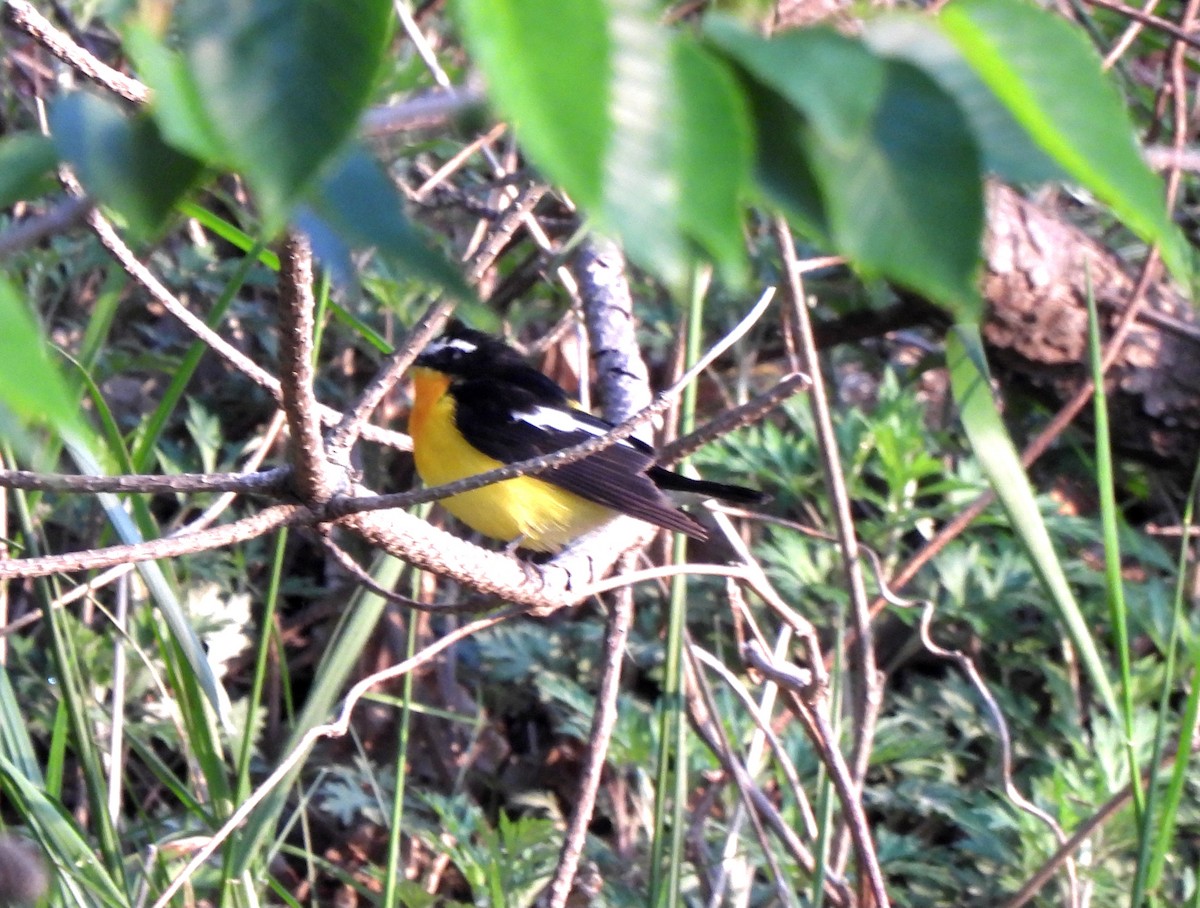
top-left (648, 467), bottom-right (767, 505)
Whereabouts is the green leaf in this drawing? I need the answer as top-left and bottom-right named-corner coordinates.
top-left (0, 133), bottom-right (59, 208)
top-left (675, 42), bottom-right (752, 287)
top-left (299, 144), bottom-right (470, 294)
top-left (0, 755), bottom-right (129, 908)
top-left (0, 279), bottom-right (87, 442)
top-left (939, 0), bottom-right (1189, 282)
top-left (947, 323), bottom-right (1119, 721)
top-left (49, 93), bottom-right (202, 238)
top-left (122, 20), bottom-right (229, 164)
top-left (707, 20), bottom-right (884, 147)
top-left (738, 80), bottom-right (830, 242)
top-left (458, 0), bottom-right (752, 289)
top-left (180, 0), bottom-right (393, 231)
top-left (863, 14), bottom-right (1063, 183)
top-left (813, 60), bottom-right (983, 320)
top-left (456, 0), bottom-right (609, 203)
top-left (708, 20), bottom-right (984, 319)
top-left (597, 0), bottom-right (686, 287)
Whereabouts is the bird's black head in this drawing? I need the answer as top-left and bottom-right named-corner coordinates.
top-left (414, 318), bottom-right (527, 379)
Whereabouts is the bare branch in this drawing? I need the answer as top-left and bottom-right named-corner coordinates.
top-left (1079, 0), bottom-right (1200, 50)
top-left (3, 0), bottom-right (150, 103)
top-left (0, 467), bottom-right (288, 496)
top-left (684, 641), bottom-right (800, 908)
top-left (0, 196), bottom-right (93, 259)
top-left (0, 504), bottom-right (302, 579)
top-left (656, 372), bottom-right (809, 466)
top-left (744, 640), bottom-right (890, 908)
top-left (544, 552), bottom-right (636, 908)
top-left (316, 529), bottom-right (497, 614)
top-left (360, 86), bottom-right (486, 136)
top-left (575, 238), bottom-right (653, 420)
top-left (277, 232), bottom-right (339, 502)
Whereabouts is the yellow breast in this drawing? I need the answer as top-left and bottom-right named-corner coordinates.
top-left (409, 368), bottom-right (614, 552)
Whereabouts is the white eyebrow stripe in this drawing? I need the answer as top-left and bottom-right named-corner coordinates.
top-left (516, 406), bottom-right (635, 446)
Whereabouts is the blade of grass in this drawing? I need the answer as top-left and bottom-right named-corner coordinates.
top-left (651, 268), bottom-right (708, 906)
top-left (947, 323), bottom-right (1119, 720)
top-left (0, 664), bottom-right (42, 783)
top-left (65, 438), bottom-right (232, 725)
top-left (43, 578), bottom-right (128, 890)
top-left (0, 754), bottom-right (128, 908)
top-left (229, 554), bottom-right (404, 875)
top-left (383, 560), bottom-right (423, 907)
top-left (1084, 282), bottom-right (1142, 821)
top-left (1137, 460), bottom-right (1200, 900)
top-left (221, 529), bottom-right (288, 895)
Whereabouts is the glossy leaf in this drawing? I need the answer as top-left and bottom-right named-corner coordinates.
top-left (600, 0), bottom-right (686, 286)
top-left (707, 21), bottom-right (884, 147)
top-left (457, 0), bottom-right (750, 289)
top-left (180, 0), bottom-right (393, 230)
top-left (122, 20), bottom-right (229, 164)
top-left (813, 60), bottom-right (983, 320)
top-left (50, 93), bottom-right (202, 238)
top-left (939, 0), bottom-right (1189, 282)
top-left (709, 20), bottom-right (984, 319)
top-left (863, 14), bottom-right (1062, 183)
top-left (0, 133), bottom-right (58, 208)
top-left (739, 80), bottom-right (829, 243)
top-left (300, 144), bottom-right (470, 294)
top-left (456, 0), bottom-right (609, 203)
top-left (675, 42), bottom-right (752, 286)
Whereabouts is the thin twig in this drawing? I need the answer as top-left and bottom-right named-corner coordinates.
top-left (544, 552), bottom-right (636, 908)
top-left (0, 504), bottom-right (303, 579)
top-left (690, 644), bottom-right (818, 839)
top-left (360, 87), bottom-right (485, 136)
top-left (0, 196), bottom-right (94, 258)
top-left (656, 372), bottom-right (809, 466)
top-left (412, 123), bottom-right (509, 201)
top-left (3, 0), bottom-right (150, 103)
top-left (466, 184), bottom-right (547, 286)
top-left (1003, 748), bottom-right (1188, 908)
top-left (59, 170), bottom-right (413, 450)
top-left (1, 413), bottom-right (288, 637)
top-left (774, 221), bottom-right (881, 878)
top-left (684, 641), bottom-right (800, 908)
top-left (1079, 0), bottom-right (1200, 50)
top-left (862, 545), bottom-right (1079, 905)
top-left (1101, 0), bottom-right (1164, 69)
top-left (744, 641), bottom-right (890, 908)
top-left (147, 605), bottom-right (524, 908)
top-left (317, 530), bottom-right (495, 614)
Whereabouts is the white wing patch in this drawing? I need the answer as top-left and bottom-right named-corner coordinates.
top-left (517, 406), bottom-right (635, 446)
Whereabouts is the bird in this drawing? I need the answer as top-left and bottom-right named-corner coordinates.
top-left (408, 319), bottom-right (764, 552)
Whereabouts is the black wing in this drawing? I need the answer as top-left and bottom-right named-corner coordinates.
top-left (452, 380), bottom-right (706, 539)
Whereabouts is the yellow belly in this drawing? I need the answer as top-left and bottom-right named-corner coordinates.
top-left (409, 368), bottom-right (615, 552)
